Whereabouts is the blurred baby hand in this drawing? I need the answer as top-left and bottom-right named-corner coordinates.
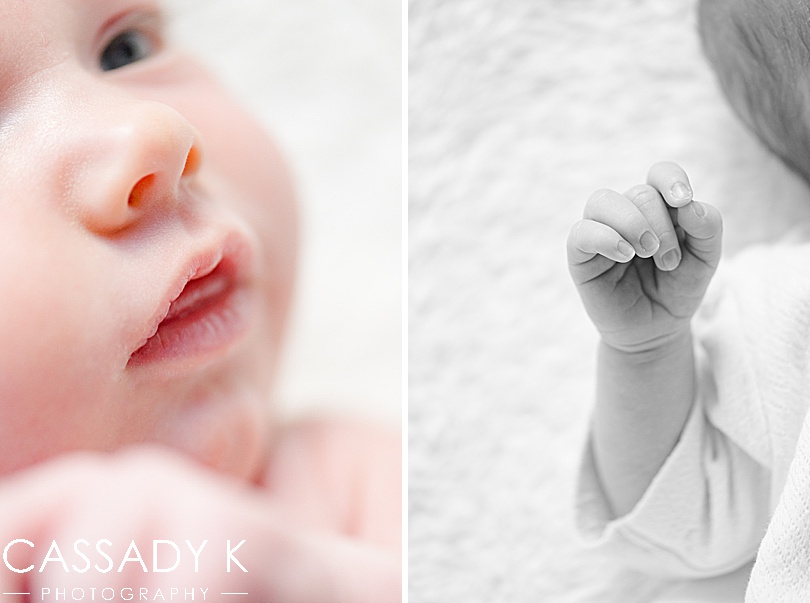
top-left (567, 161), bottom-right (722, 353)
top-left (0, 448), bottom-right (399, 603)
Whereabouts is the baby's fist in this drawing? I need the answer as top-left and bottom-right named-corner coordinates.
top-left (567, 162), bottom-right (722, 352)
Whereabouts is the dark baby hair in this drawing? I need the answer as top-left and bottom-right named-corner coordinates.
top-left (698, 0), bottom-right (810, 184)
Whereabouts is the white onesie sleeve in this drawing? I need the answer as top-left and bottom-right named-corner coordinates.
top-left (576, 390), bottom-right (770, 578)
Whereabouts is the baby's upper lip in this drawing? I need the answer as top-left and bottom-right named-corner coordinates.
top-left (129, 231), bottom-right (254, 361)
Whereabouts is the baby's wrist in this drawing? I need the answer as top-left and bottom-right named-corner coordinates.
top-left (599, 326), bottom-right (693, 361)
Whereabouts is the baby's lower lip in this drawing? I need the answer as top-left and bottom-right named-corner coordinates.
top-left (127, 266), bottom-right (252, 369)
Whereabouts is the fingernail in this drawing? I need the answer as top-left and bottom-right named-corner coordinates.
top-left (692, 201), bottom-right (706, 218)
top-left (639, 231), bottom-right (659, 254)
top-left (671, 182), bottom-right (692, 202)
top-left (617, 240), bottom-right (635, 259)
top-left (661, 248), bottom-right (681, 271)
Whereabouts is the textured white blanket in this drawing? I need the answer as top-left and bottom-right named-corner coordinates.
top-left (747, 409), bottom-right (810, 601)
top-left (410, 1), bottom-right (810, 601)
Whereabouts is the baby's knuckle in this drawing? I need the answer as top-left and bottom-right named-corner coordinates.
top-left (626, 184), bottom-right (658, 208)
top-left (657, 230), bottom-right (679, 247)
top-left (586, 188), bottom-right (613, 206)
top-left (115, 446), bottom-right (186, 480)
top-left (569, 219), bottom-right (585, 240)
top-left (651, 159), bottom-right (679, 172)
top-left (52, 451), bottom-right (109, 477)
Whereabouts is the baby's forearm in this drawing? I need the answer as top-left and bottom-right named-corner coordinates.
top-left (592, 329), bottom-right (696, 517)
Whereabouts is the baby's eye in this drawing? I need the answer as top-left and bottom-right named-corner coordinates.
top-left (99, 30), bottom-right (153, 71)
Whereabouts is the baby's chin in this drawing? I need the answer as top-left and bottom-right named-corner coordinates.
top-left (152, 382), bottom-right (272, 482)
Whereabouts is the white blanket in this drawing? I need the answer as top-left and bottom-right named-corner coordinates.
top-left (747, 408), bottom-right (810, 600)
top-left (409, 0), bottom-right (810, 601)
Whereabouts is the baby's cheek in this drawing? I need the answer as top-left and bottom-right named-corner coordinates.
top-left (0, 340), bottom-right (113, 474)
top-left (0, 241), bottom-right (126, 471)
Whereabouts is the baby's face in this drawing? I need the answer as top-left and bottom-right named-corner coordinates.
top-left (0, 0), bottom-right (297, 478)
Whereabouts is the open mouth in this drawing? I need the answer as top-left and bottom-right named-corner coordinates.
top-left (128, 252), bottom-right (252, 369)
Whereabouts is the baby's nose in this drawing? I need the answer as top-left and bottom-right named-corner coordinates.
top-left (64, 97), bottom-right (202, 234)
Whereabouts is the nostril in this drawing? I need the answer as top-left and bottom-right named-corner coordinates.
top-left (182, 145), bottom-right (202, 177)
top-left (128, 174), bottom-right (156, 208)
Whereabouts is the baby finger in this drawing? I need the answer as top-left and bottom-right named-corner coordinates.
top-left (674, 200), bottom-right (723, 269)
top-left (624, 184), bottom-right (681, 272)
top-left (583, 188), bottom-right (660, 258)
top-left (647, 161), bottom-right (694, 208)
top-left (568, 219), bottom-right (635, 266)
